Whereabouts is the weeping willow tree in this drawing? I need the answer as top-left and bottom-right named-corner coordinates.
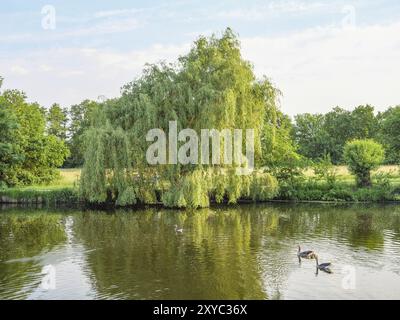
top-left (81, 28), bottom-right (283, 208)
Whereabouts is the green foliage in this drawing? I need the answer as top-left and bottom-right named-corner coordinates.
top-left (294, 105), bottom-right (378, 164)
top-left (378, 106), bottom-right (400, 164)
top-left (317, 107), bottom-right (353, 163)
top-left (79, 127), bottom-right (108, 203)
top-left (162, 170), bottom-right (211, 208)
top-left (274, 175), bottom-right (305, 201)
top-left (351, 105), bottom-right (378, 139)
top-left (80, 119), bottom-right (133, 204)
top-left (47, 103), bottom-right (68, 140)
top-left (249, 172), bottom-right (278, 201)
top-left (275, 178), bottom-right (395, 202)
top-left (294, 113), bottom-right (329, 160)
top-left (269, 156), bottom-right (308, 184)
top-left (313, 154), bottom-right (337, 186)
top-left (0, 86), bottom-right (70, 187)
top-left (267, 157), bottom-right (308, 201)
top-left (64, 100), bottom-right (100, 167)
top-left (44, 135), bottom-right (70, 168)
top-left (0, 104), bottom-right (21, 186)
top-left (160, 169), bottom-right (278, 208)
top-left (343, 139), bottom-right (385, 187)
top-left (263, 108), bottom-right (299, 168)
top-left (116, 186), bottom-right (137, 206)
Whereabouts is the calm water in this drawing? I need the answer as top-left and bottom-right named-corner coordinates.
top-left (1, 203), bottom-right (400, 300)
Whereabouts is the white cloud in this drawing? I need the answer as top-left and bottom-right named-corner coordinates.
top-left (39, 64), bottom-right (53, 72)
top-left (241, 22), bottom-right (400, 115)
top-left (0, 17), bottom-right (141, 44)
top-left (1, 21), bottom-right (399, 116)
top-left (60, 70), bottom-right (85, 77)
top-left (63, 18), bottom-right (140, 37)
top-left (0, 43), bottom-right (190, 108)
top-left (268, 0), bottom-right (324, 12)
top-left (11, 65), bottom-right (29, 75)
top-left (93, 8), bottom-right (141, 19)
top-left (218, 0), bottom-right (326, 20)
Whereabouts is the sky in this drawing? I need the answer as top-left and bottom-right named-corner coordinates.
top-left (1, 0), bottom-right (399, 116)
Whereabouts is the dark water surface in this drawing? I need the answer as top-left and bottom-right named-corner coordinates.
top-left (1, 203), bottom-right (400, 300)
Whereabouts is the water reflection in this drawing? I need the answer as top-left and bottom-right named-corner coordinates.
top-left (1, 204), bottom-right (400, 299)
top-left (0, 212), bottom-right (66, 299)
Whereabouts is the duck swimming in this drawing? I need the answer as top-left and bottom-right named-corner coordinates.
top-left (174, 225), bottom-right (183, 233)
top-left (297, 245), bottom-right (316, 263)
top-left (315, 255), bottom-right (332, 274)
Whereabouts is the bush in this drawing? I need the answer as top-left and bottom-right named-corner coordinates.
top-left (343, 139), bottom-right (385, 187)
top-left (0, 181), bottom-right (7, 191)
top-left (313, 154), bottom-right (337, 187)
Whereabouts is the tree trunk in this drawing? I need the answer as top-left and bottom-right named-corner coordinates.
top-left (358, 171), bottom-right (372, 187)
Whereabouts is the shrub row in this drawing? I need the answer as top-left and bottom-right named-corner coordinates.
top-left (275, 179), bottom-right (399, 202)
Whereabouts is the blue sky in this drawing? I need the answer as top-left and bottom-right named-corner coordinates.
top-left (1, 0), bottom-right (399, 115)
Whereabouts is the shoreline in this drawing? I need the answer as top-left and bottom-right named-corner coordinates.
top-left (1, 186), bottom-right (400, 208)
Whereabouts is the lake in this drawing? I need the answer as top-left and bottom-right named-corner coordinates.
top-left (1, 203), bottom-right (400, 300)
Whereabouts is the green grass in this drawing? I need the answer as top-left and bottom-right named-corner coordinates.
top-left (305, 165), bottom-right (400, 186)
top-left (5, 169), bottom-right (81, 192)
top-left (0, 169), bottom-right (81, 205)
top-left (7, 166), bottom-right (399, 192)
top-left (276, 165), bottom-right (400, 202)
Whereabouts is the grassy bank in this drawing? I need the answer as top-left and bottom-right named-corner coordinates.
top-left (276, 180), bottom-right (400, 202)
top-left (1, 166), bottom-right (400, 206)
top-left (0, 169), bottom-right (81, 205)
top-left (277, 165), bottom-right (400, 202)
top-left (304, 165), bottom-right (400, 184)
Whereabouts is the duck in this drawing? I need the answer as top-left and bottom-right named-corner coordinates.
top-left (315, 254), bottom-right (332, 274)
top-left (174, 225), bottom-right (183, 233)
top-left (297, 245), bottom-right (316, 263)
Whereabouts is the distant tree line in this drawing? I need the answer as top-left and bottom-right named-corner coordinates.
top-left (293, 105), bottom-right (400, 164)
